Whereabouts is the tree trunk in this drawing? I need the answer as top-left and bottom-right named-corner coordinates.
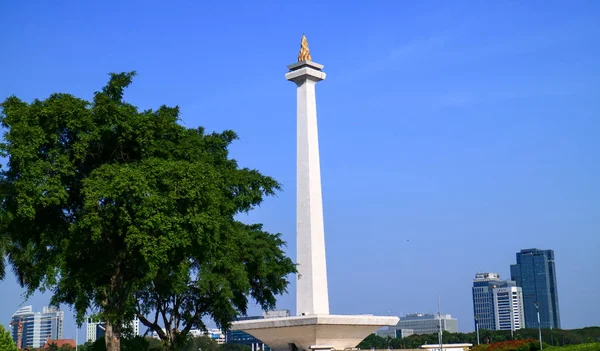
top-left (105, 321), bottom-right (121, 351)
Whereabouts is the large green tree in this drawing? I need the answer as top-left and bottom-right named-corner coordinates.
top-left (0, 72), bottom-right (295, 351)
top-left (135, 220), bottom-right (294, 350)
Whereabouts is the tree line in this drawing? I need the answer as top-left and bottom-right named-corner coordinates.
top-left (79, 335), bottom-right (252, 351)
top-left (0, 72), bottom-right (296, 351)
top-left (358, 327), bottom-right (600, 349)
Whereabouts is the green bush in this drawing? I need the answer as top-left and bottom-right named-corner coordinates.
top-left (0, 324), bottom-right (18, 351)
top-left (546, 343), bottom-right (600, 351)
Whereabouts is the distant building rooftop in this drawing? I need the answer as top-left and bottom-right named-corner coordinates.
top-left (44, 339), bottom-right (76, 349)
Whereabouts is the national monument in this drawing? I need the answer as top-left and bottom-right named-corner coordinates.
top-left (231, 35), bottom-right (399, 351)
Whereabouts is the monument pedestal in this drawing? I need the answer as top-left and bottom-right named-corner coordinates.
top-left (233, 314), bottom-right (399, 351)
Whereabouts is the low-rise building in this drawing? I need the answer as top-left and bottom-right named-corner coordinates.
top-left (420, 343), bottom-right (472, 351)
top-left (396, 313), bottom-right (458, 335)
top-left (375, 327), bottom-right (414, 338)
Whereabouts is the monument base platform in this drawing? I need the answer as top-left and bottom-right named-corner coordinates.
top-left (232, 314), bottom-right (399, 351)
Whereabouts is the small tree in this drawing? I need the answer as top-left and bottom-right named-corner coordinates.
top-left (0, 324), bottom-right (18, 351)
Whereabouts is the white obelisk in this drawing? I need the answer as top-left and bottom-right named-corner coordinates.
top-left (285, 34), bottom-right (329, 316)
top-left (232, 36), bottom-right (399, 351)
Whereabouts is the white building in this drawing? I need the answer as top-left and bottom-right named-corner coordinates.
top-left (493, 286), bottom-right (525, 331)
top-left (472, 272), bottom-right (525, 332)
top-left (395, 313), bottom-right (458, 335)
top-left (86, 316), bottom-right (139, 342)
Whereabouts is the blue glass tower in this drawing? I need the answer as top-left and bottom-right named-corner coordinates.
top-left (510, 248), bottom-right (561, 329)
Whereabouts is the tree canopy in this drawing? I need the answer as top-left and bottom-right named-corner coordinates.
top-left (0, 72), bottom-right (296, 351)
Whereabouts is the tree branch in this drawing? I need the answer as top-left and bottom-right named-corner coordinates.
top-left (137, 312), bottom-right (166, 340)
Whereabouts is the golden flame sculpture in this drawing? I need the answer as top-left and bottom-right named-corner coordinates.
top-left (297, 34), bottom-right (312, 62)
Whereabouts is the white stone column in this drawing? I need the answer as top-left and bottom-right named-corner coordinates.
top-left (286, 60), bottom-right (329, 316)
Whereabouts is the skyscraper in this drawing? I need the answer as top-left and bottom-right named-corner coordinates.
top-left (10, 306), bottom-right (64, 349)
top-left (510, 248), bottom-right (561, 329)
top-left (472, 273), bottom-right (525, 331)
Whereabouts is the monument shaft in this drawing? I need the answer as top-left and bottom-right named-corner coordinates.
top-left (293, 69), bottom-right (329, 316)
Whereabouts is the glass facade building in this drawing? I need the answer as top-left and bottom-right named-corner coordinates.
top-left (10, 306), bottom-right (64, 349)
top-left (395, 313), bottom-right (458, 335)
top-left (472, 273), bottom-right (525, 331)
top-left (472, 273), bottom-right (501, 330)
top-left (510, 248), bottom-right (561, 329)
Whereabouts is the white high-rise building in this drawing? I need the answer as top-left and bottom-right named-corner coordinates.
top-left (85, 316), bottom-right (139, 342)
top-left (493, 286), bottom-right (525, 331)
top-left (472, 272), bottom-right (525, 331)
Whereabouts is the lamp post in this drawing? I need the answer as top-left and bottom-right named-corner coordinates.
top-left (474, 316), bottom-right (480, 345)
top-left (534, 302), bottom-right (543, 350)
top-left (510, 317), bottom-right (514, 340)
top-left (438, 296), bottom-right (443, 351)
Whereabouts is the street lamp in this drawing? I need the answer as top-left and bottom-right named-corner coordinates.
top-left (534, 302), bottom-right (543, 350)
top-left (474, 316), bottom-right (480, 345)
top-left (438, 296), bottom-right (443, 351)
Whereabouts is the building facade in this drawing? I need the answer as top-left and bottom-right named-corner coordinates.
top-left (472, 273), bottom-right (525, 331)
top-left (395, 313), bottom-right (458, 335)
top-left (510, 248), bottom-right (561, 329)
top-left (10, 306), bottom-right (64, 349)
top-left (493, 285), bottom-right (525, 331)
top-left (85, 316), bottom-right (140, 342)
top-left (375, 327), bottom-right (414, 338)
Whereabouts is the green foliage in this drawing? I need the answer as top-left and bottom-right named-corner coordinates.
top-left (85, 335), bottom-right (232, 351)
top-left (78, 341), bottom-right (96, 351)
top-left (0, 71), bottom-right (295, 351)
top-left (472, 339), bottom-right (541, 351)
top-left (0, 324), bottom-right (19, 351)
top-left (84, 336), bottom-right (150, 351)
top-left (0, 222), bottom-right (8, 281)
top-left (357, 327), bottom-right (600, 350)
top-left (184, 336), bottom-right (220, 351)
top-left (546, 343), bottom-right (600, 351)
top-left (221, 343), bottom-right (252, 351)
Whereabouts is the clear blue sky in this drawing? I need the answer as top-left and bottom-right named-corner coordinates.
top-left (1, 0), bottom-right (599, 340)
